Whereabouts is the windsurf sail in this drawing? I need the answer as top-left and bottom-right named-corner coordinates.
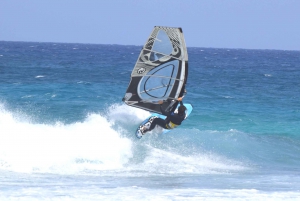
top-left (122, 26), bottom-right (188, 114)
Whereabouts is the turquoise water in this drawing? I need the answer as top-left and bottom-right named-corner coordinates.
top-left (1, 41), bottom-right (300, 200)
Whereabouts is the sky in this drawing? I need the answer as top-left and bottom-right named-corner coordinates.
top-left (0, 0), bottom-right (299, 50)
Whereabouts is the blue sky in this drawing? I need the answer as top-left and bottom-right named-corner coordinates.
top-left (1, 0), bottom-right (299, 50)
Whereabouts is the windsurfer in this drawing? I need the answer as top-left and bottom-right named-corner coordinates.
top-left (142, 100), bottom-right (186, 134)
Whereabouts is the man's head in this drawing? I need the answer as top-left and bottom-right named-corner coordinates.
top-left (178, 105), bottom-right (186, 115)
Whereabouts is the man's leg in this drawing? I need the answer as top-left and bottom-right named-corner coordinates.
top-left (149, 118), bottom-right (166, 131)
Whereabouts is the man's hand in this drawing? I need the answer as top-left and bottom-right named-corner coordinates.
top-left (177, 97), bottom-right (183, 101)
top-left (158, 100), bottom-right (164, 104)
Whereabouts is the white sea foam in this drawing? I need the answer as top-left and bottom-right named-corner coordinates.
top-left (0, 103), bottom-right (246, 176)
top-left (221, 95), bottom-right (233, 99)
top-left (21, 95), bottom-right (34, 98)
top-left (0, 106), bottom-right (297, 200)
top-left (106, 104), bottom-right (247, 175)
top-left (0, 104), bottom-right (133, 174)
top-left (1, 184), bottom-right (299, 201)
top-left (107, 103), bottom-right (150, 125)
top-left (129, 147), bottom-right (246, 175)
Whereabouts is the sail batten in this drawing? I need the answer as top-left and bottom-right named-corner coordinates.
top-left (123, 26), bottom-right (188, 114)
top-left (131, 74), bottom-right (182, 80)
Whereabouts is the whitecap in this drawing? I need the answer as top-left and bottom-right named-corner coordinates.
top-left (21, 95), bottom-right (34, 98)
top-left (77, 81), bottom-right (91, 84)
top-left (223, 96), bottom-right (233, 99)
top-left (35, 75), bottom-right (44, 78)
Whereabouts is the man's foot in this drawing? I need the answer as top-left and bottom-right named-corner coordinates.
top-left (148, 116), bottom-right (157, 123)
top-left (144, 122), bottom-right (151, 129)
top-left (140, 126), bottom-right (149, 134)
top-left (141, 122), bottom-right (151, 134)
top-left (136, 125), bottom-right (149, 139)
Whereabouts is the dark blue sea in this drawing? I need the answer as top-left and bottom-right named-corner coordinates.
top-left (1, 41), bottom-right (300, 200)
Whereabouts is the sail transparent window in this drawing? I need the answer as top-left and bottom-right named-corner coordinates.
top-left (151, 30), bottom-right (173, 59)
top-left (138, 60), bottom-right (179, 101)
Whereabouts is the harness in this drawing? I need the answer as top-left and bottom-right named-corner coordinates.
top-left (165, 121), bottom-right (179, 129)
top-left (165, 112), bottom-right (185, 129)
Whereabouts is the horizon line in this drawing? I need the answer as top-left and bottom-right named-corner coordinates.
top-left (1, 40), bottom-right (299, 52)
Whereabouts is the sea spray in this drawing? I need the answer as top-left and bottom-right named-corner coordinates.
top-left (0, 105), bottom-right (132, 174)
top-left (105, 104), bottom-right (248, 175)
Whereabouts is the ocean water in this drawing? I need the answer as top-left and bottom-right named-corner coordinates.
top-left (0, 41), bottom-right (300, 200)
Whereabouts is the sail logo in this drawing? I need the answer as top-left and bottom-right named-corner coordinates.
top-left (137, 68), bottom-right (146, 74)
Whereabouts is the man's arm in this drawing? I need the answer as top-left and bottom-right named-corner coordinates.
top-left (178, 89), bottom-right (187, 106)
top-left (177, 89), bottom-right (187, 101)
top-left (158, 100), bottom-right (170, 116)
